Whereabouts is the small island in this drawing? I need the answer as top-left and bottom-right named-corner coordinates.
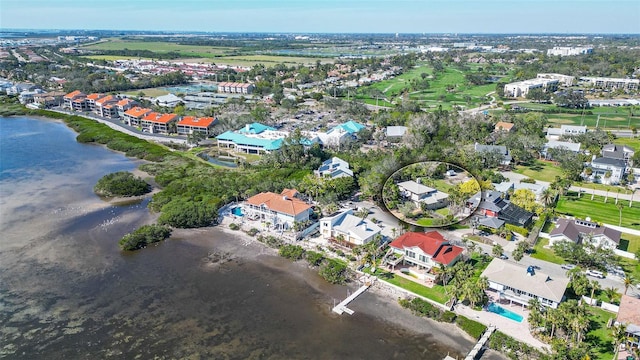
top-left (94, 171), bottom-right (151, 198)
top-left (119, 224), bottom-right (172, 251)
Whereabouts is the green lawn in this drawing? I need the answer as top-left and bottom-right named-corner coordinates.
top-left (618, 233), bottom-right (640, 253)
top-left (546, 113), bottom-right (640, 130)
top-left (619, 257), bottom-right (640, 283)
top-left (530, 238), bottom-right (565, 264)
top-left (373, 269), bottom-right (450, 304)
top-left (514, 160), bottom-right (564, 182)
top-left (556, 192), bottom-right (640, 230)
top-left (81, 39), bottom-right (237, 57)
top-left (585, 307), bottom-right (617, 360)
top-left (81, 55), bottom-right (152, 61)
top-left (123, 87), bottom-right (170, 97)
top-left (416, 218), bottom-right (436, 226)
top-left (574, 182), bottom-right (633, 195)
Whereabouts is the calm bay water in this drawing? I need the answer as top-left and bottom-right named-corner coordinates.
top-left (0, 116), bottom-right (475, 359)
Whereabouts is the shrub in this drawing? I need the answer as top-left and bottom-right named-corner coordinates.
top-left (246, 228), bottom-right (259, 236)
top-left (305, 250), bottom-right (324, 266)
top-left (520, 177), bottom-right (536, 184)
top-left (441, 311), bottom-right (457, 323)
top-left (229, 223), bottom-right (240, 230)
top-left (399, 297), bottom-right (442, 319)
top-left (505, 224), bottom-right (529, 237)
top-left (455, 315), bottom-right (487, 340)
top-left (319, 259), bottom-right (347, 284)
top-left (118, 224), bottom-right (171, 251)
top-left (94, 171), bottom-right (151, 197)
top-left (279, 244), bottom-right (305, 260)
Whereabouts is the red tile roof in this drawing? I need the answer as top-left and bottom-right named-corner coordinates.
top-left (124, 107), bottom-right (152, 118)
top-left (177, 116), bottom-right (217, 128)
top-left (618, 295), bottom-right (640, 326)
top-left (86, 93), bottom-right (104, 101)
top-left (116, 98), bottom-right (135, 106)
top-left (143, 112), bottom-right (178, 124)
top-left (95, 95), bottom-right (116, 105)
top-left (246, 190), bottom-right (311, 216)
top-left (494, 121), bottom-right (515, 131)
top-left (64, 90), bottom-right (84, 99)
top-left (390, 231), bottom-right (463, 266)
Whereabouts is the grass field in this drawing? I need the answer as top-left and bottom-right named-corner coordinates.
top-left (556, 192), bottom-right (640, 230)
top-left (122, 87), bottom-right (170, 97)
top-left (514, 160), bottom-right (564, 182)
top-left (81, 55), bottom-right (151, 61)
top-left (531, 238), bottom-right (565, 264)
top-left (574, 182), bottom-right (633, 195)
top-left (546, 113), bottom-right (640, 130)
top-left (81, 39), bottom-right (237, 57)
top-left (585, 307), bottom-right (617, 360)
top-left (617, 233), bottom-right (640, 253)
top-left (372, 269), bottom-right (450, 304)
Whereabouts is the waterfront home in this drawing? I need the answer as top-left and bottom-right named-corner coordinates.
top-left (177, 116), bottom-right (217, 135)
top-left (315, 157), bottom-right (353, 179)
top-left (216, 122), bottom-right (288, 154)
top-left (33, 91), bottom-right (65, 108)
top-left (319, 209), bottom-right (381, 246)
top-left (116, 98), bottom-right (137, 118)
top-left (616, 295), bottom-right (640, 348)
top-left (85, 93), bottom-right (105, 112)
top-left (397, 180), bottom-right (449, 210)
top-left (481, 258), bottom-right (569, 309)
top-left (64, 90), bottom-right (87, 111)
top-left (387, 231), bottom-right (464, 283)
top-left (140, 112), bottom-right (178, 134)
top-left (94, 95), bottom-right (119, 118)
top-left (548, 218), bottom-right (621, 250)
top-left (122, 107), bottom-right (153, 126)
top-left (243, 189), bottom-right (313, 230)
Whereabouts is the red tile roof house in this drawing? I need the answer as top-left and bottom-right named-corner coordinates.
top-left (122, 107), bottom-right (152, 127)
top-left (94, 95), bottom-right (119, 118)
top-left (177, 116), bottom-right (218, 135)
top-left (388, 231), bottom-right (464, 285)
top-left (116, 98), bottom-right (137, 118)
top-left (63, 90), bottom-right (85, 110)
top-left (616, 295), bottom-right (640, 350)
top-left (242, 189), bottom-right (312, 230)
top-left (141, 112), bottom-right (178, 134)
top-left (85, 93), bottom-right (105, 112)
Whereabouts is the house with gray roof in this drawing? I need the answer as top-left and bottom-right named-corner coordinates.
top-left (467, 190), bottom-right (533, 227)
top-left (385, 126), bottom-right (408, 141)
top-left (542, 140), bottom-right (581, 160)
top-left (602, 144), bottom-right (635, 166)
top-left (397, 180), bottom-right (449, 210)
top-left (319, 209), bottom-right (381, 246)
top-left (474, 143), bottom-right (512, 166)
top-left (315, 157), bottom-right (353, 179)
top-left (481, 258), bottom-right (570, 309)
top-left (590, 157), bottom-right (627, 184)
top-left (549, 218), bottom-right (621, 250)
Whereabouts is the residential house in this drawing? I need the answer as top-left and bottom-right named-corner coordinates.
top-left (140, 112), bottom-right (178, 134)
top-left (542, 140), bottom-right (581, 159)
top-left (63, 90), bottom-right (86, 111)
top-left (33, 92), bottom-right (65, 108)
top-left (116, 98), bottom-right (137, 118)
top-left (94, 95), bottom-right (119, 118)
top-left (177, 116), bottom-right (217, 135)
top-left (481, 258), bottom-right (570, 309)
top-left (217, 82), bottom-right (255, 94)
top-left (385, 126), bottom-right (408, 141)
top-left (546, 125), bottom-right (587, 139)
top-left (6, 82), bottom-right (39, 96)
top-left (493, 181), bottom-right (548, 202)
top-left (388, 231), bottom-right (464, 281)
top-left (122, 107), bottom-right (152, 126)
top-left (85, 93), bottom-right (105, 112)
top-left (548, 218), bottom-right (621, 250)
top-left (316, 120), bottom-right (365, 147)
top-left (590, 157), bottom-right (626, 184)
top-left (602, 144), bottom-right (635, 166)
top-left (474, 143), bottom-right (512, 167)
top-left (467, 190), bottom-right (533, 227)
top-left (155, 93), bottom-right (183, 108)
top-left (242, 189), bottom-right (313, 230)
top-left (397, 180), bottom-right (449, 210)
top-left (494, 121), bottom-right (515, 133)
top-left (18, 89), bottom-right (45, 104)
top-left (216, 122), bottom-right (290, 154)
top-left (616, 295), bottom-right (640, 348)
top-left (315, 157), bottom-right (353, 179)
top-left (319, 209), bottom-right (381, 246)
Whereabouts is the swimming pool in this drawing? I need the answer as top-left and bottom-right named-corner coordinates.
top-left (232, 207), bottom-right (244, 217)
top-left (487, 302), bottom-right (523, 322)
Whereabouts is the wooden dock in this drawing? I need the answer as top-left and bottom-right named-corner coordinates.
top-left (464, 325), bottom-right (496, 360)
top-left (332, 278), bottom-right (373, 315)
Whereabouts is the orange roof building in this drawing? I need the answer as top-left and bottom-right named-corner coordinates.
top-left (494, 121), bottom-right (515, 132)
top-left (242, 189), bottom-right (312, 230)
top-left (177, 116), bottom-right (218, 135)
top-left (64, 90), bottom-right (85, 99)
top-left (389, 231), bottom-right (464, 268)
top-left (122, 107), bottom-right (152, 126)
top-left (139, 112), bottom-right (178, 134)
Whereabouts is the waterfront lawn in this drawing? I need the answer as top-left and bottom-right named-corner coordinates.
top-left (514, 160), bottom-right (563, 182)
top-left (556, 192), bottom-right (640, 230)
top-left (373, 269), bottom-right (449, 304)
top-left (584, 307), bottom-right (616, 360)
top-left (530, 238), bottom-right (565, 264)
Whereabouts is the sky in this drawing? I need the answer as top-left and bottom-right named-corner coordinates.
top-left (1, 0), bottom-right (639, 34)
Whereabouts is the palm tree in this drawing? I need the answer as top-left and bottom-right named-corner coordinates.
top-left (611, 322), bottom-right (628, 355)
top-left (589, 280), bottom-right (601, 305)
top-left (528, 298), bottom-right (545, 331)
top-left (617, 202), bottom-right (624, 226)
top-left (492, 243), bottom-right (504, 258)
top-left (624, 274), bottom-right (635, 295)
top-left (547, 307), bottom-right (563, 339)
top-left (541, 188), bottom-right (556, 209)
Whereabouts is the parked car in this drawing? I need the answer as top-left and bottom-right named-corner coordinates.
top-left (561, 264), bottom-right (576, 270)
top-left (586, 269), bottom-right (605, 279)
top-left (499, 254), bottom-right (508, 260)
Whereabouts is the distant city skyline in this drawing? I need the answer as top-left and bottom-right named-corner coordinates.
top-left (1, 0), bottom-right (639, 34)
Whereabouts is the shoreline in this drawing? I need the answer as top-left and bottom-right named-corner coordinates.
top-left (173, 225), bottom-right (489, 357)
